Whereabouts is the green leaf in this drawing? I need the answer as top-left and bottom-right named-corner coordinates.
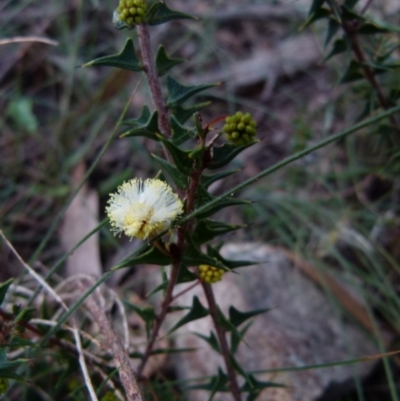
top-left (243, 375), bottom-right (285, 401)
top-left (195, 184), bottom-right (250, 220)
top-left (115, 245), bottom-right (172, 269)
top-left (0, 351), bottom-right (27, 374)
top-left (151, 347), bottom-right (197, 355)
top-left (146, 279), bottom-right (168, 298)
top-left (194, 331), bottom-right (221, 353)
top-left (208, 143), bottom-right (255, 170)
top-left (207, 245), bottom-right (256, 270)
top-left (0, 279), bottom-right (13, 307)
top-left (7, 337), bottom-right (35, 347)
top-left (308, 0), bottom-right (325, 15)
top-left (124, 302), bottom-right (156, 325)
top-left (152, 154), bottom-right (188, 189)
top-left (344, 0), bottom-right (359, 8)
top-left (167, 296), bottom-right (209, 334)
top-left (339, 60), bottom-right (364, 83)
top-left (147, 2), bottom-right (197, 26)
top-left (200, 169), bottom-right (240, 188)
top-left (172, 102), bottom-right (211, 124)
top-left (82, 38), bottom-right (142, 71)
top-left (157, 134), bottom-right (194, 174)
top-left (156, 45), bottom-right (185, 76)
top-left (324, 18), bottom-right (340, 46)
top-left (299, 7), bottom-right (331, 31)
top-left (7, 97), bottom-right (38, 134)
top-left (177, 264), bottom-right (198, 284)
top-left (120, 110), bottom-right (160, 140)
top-left (170, 115), bottom-right (195, 145)
top-left (341, 5), bottom-right (364, 22)
top-left (357, 20), bottom-right (400, 34)
top-left (186, 368), bottom-right (229, 393)
top-left (182, 235), bottom-right (230, 271)
top-left (231, 321), bottom-right (252, 354)
top-left (229, 306), bottom-right (271, 328)
top-left (123, 106), bottom-right (151, 127)
top-left (192, 219), bottom-right (245, 245)
top-left (167, 75), bottom-right (217, 108)
top-left (325, 38), bottom-right (348, 61)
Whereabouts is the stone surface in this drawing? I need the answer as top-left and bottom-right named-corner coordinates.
top-left (170, 243), bottom-right (379, 401)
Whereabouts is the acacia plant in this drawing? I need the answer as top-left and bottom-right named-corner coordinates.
top-left (1, 0), bottom-right (400, 401)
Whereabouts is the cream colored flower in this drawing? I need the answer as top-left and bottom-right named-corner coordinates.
top-left (106, 178), bottom-right (183, 240)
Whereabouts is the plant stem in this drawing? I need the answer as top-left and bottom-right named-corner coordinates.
top-left (202, 283), bottom-right (242, 401)
top-left (137, 23), bottom-right (171, 138)
top-left (136, 259), bottom-right (181, 378)
top-left (327, 0), bottom-right (399, 131)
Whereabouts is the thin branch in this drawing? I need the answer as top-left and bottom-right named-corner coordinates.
top-left (202, 283), bottom-right (242, 401)
top-left (137, 24), bottom-right (170, 138)
top-left (73, 326), bottom-right (100, 401)
top-left (136, 260), bottom-right (181, 378)
top-left (81, 278), bottom-right (143, 401)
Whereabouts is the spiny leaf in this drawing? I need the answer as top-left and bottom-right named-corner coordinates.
top-left (157, 134), bottom-right (194, 174)
top-left (123, 106), bottom-right (151, 127)
top-left (207, 244), bottom-right (256, 269)
top-left (195, 184), bottom-right (250, 220)
top-left (357, 20), bottom-right (400, 34)
top-left (231, 321), bottom-right (252, 354)
top-left (299, 7), bottom-right (331, 31)
top-left (167, 75), bottom-right (217, 108)
top-left (124, 301), bottom-right (156, 325)
top-left (325, 38), bottom-right (348, 61)
top-left (0, 279), bottom-right (13, 307)
top-left (152, 154), bottom-right (188, 189)
top-left (115, 245), bottom-right (171, 269)
top-left (170, 115), bottom-right (195, 145)
top-left (156, 45), bottom-right (185, 75)
top-left (308, 0), bottom-right (326, 16)
top-left (120, 110), bottom-right (159, 140)
top-left (167, 296), bottom-right (209, 334)
top-left (177, 264), bottom-right (198, 283)
top-left (208, 143), bottom-right (256, 170)
top-left (243, 375), bottom-right (285, 401)
top-left (339, 60), bottom-right (364, 83)
top-left (172, 102), bottom-right (211, 124)
top-left (229, 306), bottom-right (271, 328)
top-left (183, 235), bottom-right (230, 271)
top-left (147, 1), bottom-right (197, 26)
top-left (185, 368), bottom-right (229, 393)
top-left (192, 219), bottom-right (245, 245)
top-left (194, 331), bottom-right (221, 354)
top-left (82, 38), bottom-right (142, 71)
top-left (200, 169), bottom-right (240, 188)
top-left (325, 18), bottom-right (340, 46)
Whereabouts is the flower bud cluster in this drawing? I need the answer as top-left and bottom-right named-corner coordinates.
top-left (223, 111), bottom-right (257, 146)
top-left (117, 0), bottom-right (147, 27)
top-left (199, 265), bottom-right (225, 284)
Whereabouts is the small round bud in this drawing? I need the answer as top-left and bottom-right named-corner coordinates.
top-left (199, 265), bottom-right (225, 284)
top-left (222, 111), bottom-right (258, 146)
top-left (115, 0), bottom-right (147, 28)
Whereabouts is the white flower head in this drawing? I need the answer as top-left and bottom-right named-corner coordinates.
top-left (106, 178), bottom-right (184, 240)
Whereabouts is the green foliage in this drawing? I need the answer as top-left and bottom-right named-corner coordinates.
top-left (121, 110), bottom-right (160, 139)
top-left (167, 296), bottom-right (209, 334)
top-left (147, 1), bottom-right (197, 26)
top-left (156, 45), bottom-right (185, 76)
top-left (82, 38), bottom-right (142, 71)
top-left (0, 279), bottom-right (13, 307)
top-left (166, 76), bottom-right (217, 107)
